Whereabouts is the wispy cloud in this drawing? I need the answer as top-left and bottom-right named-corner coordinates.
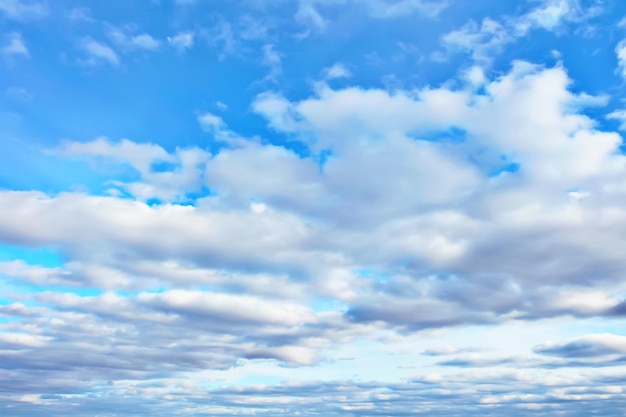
top-left (294, 0), bottom-right (448, 34)
top-left (1, 32), bottom-right (29, 58)
top-left (262, 44), bottom-right (281, 81)
top-left (77, 37), bottom-right (119, 66)
top-left (0, 0), bottom-right (47, 20)
top-left (616, 39), bottom-right (626, 80)
top-left (108, 27), bottom-right (160, 51)
top-left (167, 31), bottom-right (194, 52)
top-left (67, 6), bottom-right (94, 22)
top-left (443, 0), bottom-right (603, 63)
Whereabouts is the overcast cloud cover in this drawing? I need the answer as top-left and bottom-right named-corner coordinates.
top-left (2, 0), bottom-right (626, 415)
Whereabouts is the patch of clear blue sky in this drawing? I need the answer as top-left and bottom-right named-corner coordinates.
top-left (0, 245), bottom-right (64, 267)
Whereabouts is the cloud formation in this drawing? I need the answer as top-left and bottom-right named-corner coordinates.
top-left (2, 0), bottom-right (626, 415)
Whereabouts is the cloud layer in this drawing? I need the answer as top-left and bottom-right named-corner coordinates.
top-left (1, 0), bottom-right (626, 415)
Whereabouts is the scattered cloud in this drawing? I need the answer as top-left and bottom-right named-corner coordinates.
top-left (295, 1), bottom-right (327, 33)
top-left (324, 62), bottom-right (351, 79)
top-left (77, 37), bottom-right (119, 66)
top-left (292, 0), bottom-right (449, 36)
top-left (108, 27), bottom-right (160, 51)
top-left (1, 32), bottom-right (29, 58)
top-left (261, 44), bottom-right (281, 80)
top-left (607, 109), bottom-right (626, 130)
top-left (198, 112), bottom-right (228, 135)
top-left (443, 18), bottom-right (509, 63)
top-left (616, 39), bottom-right (626, 80)
top-left (443, 0), bottom-right (603, 63)
top-left (0, 0), bottom-right (47, 21)
top-left (167, 31), bottom-right (194, 52)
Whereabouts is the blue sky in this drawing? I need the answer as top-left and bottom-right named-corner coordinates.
top-left (3, 0), bottom-right (626, 415)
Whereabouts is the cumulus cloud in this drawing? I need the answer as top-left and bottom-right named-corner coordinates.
top-left (5, 61), bottom-right (626, 335)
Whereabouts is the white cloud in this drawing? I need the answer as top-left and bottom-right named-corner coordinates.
top-left (514, 0), bottom-right (575, 34)
top-left (464, 65), bottom-right (486, 87)
top-left (130, 34), bottom-right (160, 50)
top-left (443, 18), bottom-right (512, 63)
top-left (262, 44), bottom-right (281, 80)
top-left (250, 202), bottom-right (267, 213)
top-left (60, 137), bottom-right (172, 174)
top-left (615, 39), bottom-right (626, 80)
top-left (0, 0), bottom-right (47, 20)
top-left (251, 92), bottom-right (300, 132)
top-left (167, 31), bottom-right (194, 52)
top-left (59, 137), bottom-right (205, 202)
top-left (108, 28), bottom-right (160, 51)
top-left (325, 62), bottom-right (351, 79)
top-left (78, 37), bottom-right (119, 66)
top-left (2, 32), bottom-right (29, 58)
top-left (198, 112), bottom-right (227, 134)
top-left (607, 109), bottom-right (626, 130)
top-left (295, 1), bottom-right (327, 32)
top-left (443, 0), bottom-right (602, 63)
top-left (294, 0), bottom-right (448, 34)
